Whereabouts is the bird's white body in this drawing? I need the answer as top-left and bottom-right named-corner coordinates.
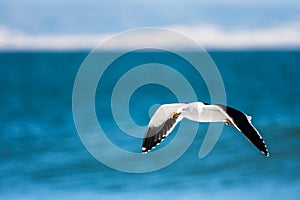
top-left (179, 102), bottom-right (225, 122)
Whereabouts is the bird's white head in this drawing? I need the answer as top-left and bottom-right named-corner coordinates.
top-left (170, 102), bottom-right (203, 120)
top-left (176, 102), bottom-right (204, 121)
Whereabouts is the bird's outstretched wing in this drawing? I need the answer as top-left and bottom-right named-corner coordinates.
top-left (203, 104), bottom-right (269, 157)
top-left (142, 103), bottom-right (185, 153)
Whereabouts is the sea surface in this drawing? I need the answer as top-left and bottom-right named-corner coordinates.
top-left (0, 51), bottom-right (299, 199)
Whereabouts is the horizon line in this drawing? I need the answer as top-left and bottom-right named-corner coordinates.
top-left (0, 24), bottom-right (299, 51)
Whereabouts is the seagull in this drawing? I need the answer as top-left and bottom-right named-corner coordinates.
top-left (142, 102), bottom-right (269, 157)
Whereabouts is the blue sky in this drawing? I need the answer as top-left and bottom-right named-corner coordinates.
top-left (0, 0), bottom-right (299, 49)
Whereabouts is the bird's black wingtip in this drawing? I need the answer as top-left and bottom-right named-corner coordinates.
top-left (142, 147), bottom-right (148, 154)
top-left (261, 140), bottom-right (269, 157)
top-left (263, 150), bottom-right (269, 157)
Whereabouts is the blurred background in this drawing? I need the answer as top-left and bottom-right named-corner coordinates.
top-left (0, 0), bottom-right (300, 199)
top-left (1, 0), bottom-right (299, 50)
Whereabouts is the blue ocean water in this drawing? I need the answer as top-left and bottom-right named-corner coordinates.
top-left (1, 51), bottom-right (300, 199)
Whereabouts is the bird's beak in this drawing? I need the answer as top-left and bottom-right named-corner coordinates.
top-left (171, 112), bottom-right (181, 119)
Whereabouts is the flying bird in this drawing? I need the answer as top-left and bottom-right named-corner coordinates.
top-left (142, 102), bottom-right (269, 156)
